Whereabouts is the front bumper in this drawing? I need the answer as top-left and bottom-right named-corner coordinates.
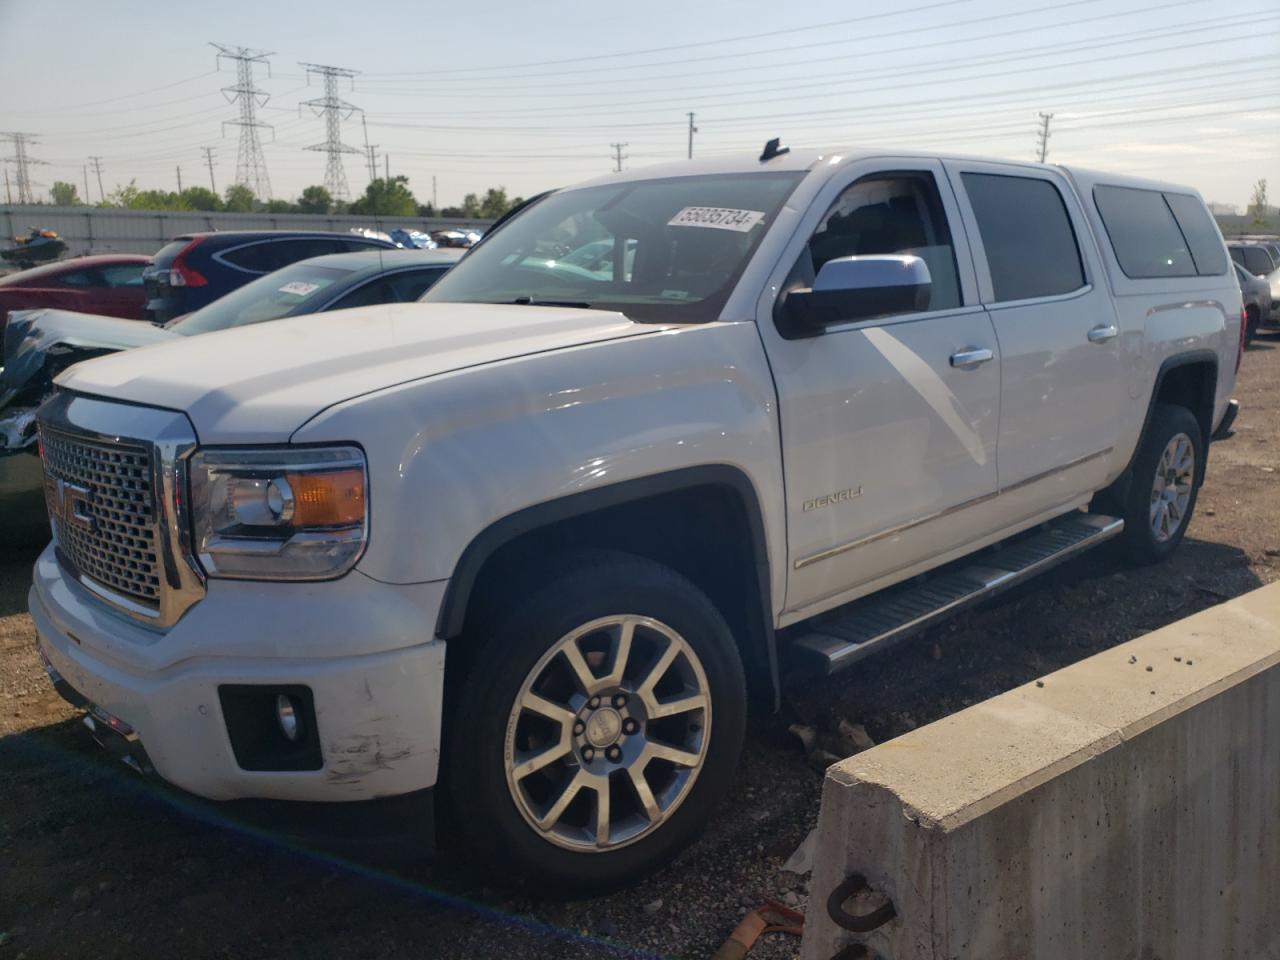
top-left (30, 543), bottom-right (449, 803)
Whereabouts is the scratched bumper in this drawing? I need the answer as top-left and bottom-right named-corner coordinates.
top-left (29, 543), bottom-right (447, 803)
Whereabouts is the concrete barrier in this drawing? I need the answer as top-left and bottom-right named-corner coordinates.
top-left (801, 582), bottom-right (1280, 960)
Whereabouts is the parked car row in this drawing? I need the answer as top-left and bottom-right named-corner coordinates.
top-left (1, 235), bottom-right (463, 540)
top-left (1228, 238), bottom-right (1280, 339)
top-left (19, 144), bottom-right (1244, 892)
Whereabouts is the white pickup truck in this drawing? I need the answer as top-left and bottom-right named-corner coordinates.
top-left (30, 145), bottom-right (1242, 892)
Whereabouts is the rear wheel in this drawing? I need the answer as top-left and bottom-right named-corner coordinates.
top-left (444, 551), bottom-right (746, 894)
top-left (1115, 403), bottom-right (1202, 564)
top-left (1246, 305), bottom-right (1260, 344)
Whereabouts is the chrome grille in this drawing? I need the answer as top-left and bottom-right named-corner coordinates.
top-left (41, 428), bottom-right (160, 609)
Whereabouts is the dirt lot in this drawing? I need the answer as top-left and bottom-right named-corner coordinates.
top-left (2, 340), bottom-right (1278, 960)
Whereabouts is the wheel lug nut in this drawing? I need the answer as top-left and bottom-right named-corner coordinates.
top-left (573, 719), bottom-right (585, 735)
top-left (582, 747), bottom-right (595, 762)
top-left (588, 696), bottom-right (601, 709)
top-left (606, 746), bottom-right (622, 763)
top-left (612, 693), bottom-right (627, 709)
top-left (622, 718), bottom-right (638, 735)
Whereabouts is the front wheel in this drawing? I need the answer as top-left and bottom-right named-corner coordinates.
top-left (1116, 403), bottom-right (1202, 564)
top-left (444, 551), bottom-right (746, 894)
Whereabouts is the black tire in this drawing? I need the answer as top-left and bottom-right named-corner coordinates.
top-left (1246, 305), bottom-right (1260, 345)
top-left (1115, 403), bottom-right (1202, 565)
top-left (443, 550), bottom-right (747, 895)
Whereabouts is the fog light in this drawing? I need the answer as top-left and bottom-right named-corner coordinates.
top-left (275, 694), bottom-right (301, 741)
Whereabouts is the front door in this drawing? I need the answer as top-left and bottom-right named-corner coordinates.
top-left (944, 160), bottom-right (1125, 521)
top-left (756, 159), bottom-right (1001, 618)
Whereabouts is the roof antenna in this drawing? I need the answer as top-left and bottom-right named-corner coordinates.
top-left (760, 138), bottom-right (790, 162)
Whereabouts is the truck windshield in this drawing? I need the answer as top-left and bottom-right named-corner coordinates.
top-left (421, 171), bottom-right (804, 323)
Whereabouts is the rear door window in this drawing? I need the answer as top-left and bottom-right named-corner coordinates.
top-left (1163, 193), bottom-right (1227, 276)
top-left (1092, 185), bottom-right (1196, 278)
top-left (330, 278), bottom-right (397, 310)
top-left (220, 238), bottom-right (341, 273)
top-left (56, 269), bottom-right (101, 288)
top-left (98, 263), bottom-right (145, 287)
top-left (961, 173), bottom-right (1085, 302)
top-left (387, 267), bottom-right (449, 301)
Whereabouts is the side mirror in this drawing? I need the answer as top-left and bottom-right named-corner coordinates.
top-left (781, 255), bottom-right (932, 337)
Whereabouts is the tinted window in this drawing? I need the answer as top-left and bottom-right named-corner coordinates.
top-left (336, 239), bottom-right (391, 254)
top-left (1229, 248), bottom-right (1246, 268)
top-left (57, 269), bottom-right (99, 288)
top-left (331, 278), bottom-right (396, 310)
top-left (962, 173), bottom-right (1085, 301)
top-left (220, 238), bottom-right (340, 273)
top-left (99, 263), bottom-right (145, 287)
top-left (387, 267), bottom-right (448, 301)
top-left (1241, 247), bottom-right (1276, 276)
top-left (1163, 193), bottom-right (1227, 276)
top-left (1093, 185), bottom-right (1195, 278)
top-left (805, 172), bottom-right (962, 311)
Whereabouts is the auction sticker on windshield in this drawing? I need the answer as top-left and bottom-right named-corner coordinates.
top-left (668, 207), bottom-right (765, 232)
top-left (278, 281), bottom-right (322, 297)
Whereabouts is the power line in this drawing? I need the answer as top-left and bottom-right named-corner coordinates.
top-left (1, 132), bottom-right (44, 204)
top-left (202, 146), bottom-right (217, 194)
top-left (299, 62), bottom-right (363, 202)
top-left (610, 142), bottom-right (629, 172)
top-left (213, 42), bottom-right (274, 200)
top-left (1036, 112), bottom-right (1054, 163)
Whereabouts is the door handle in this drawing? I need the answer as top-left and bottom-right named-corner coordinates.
top-left (1088, 324), bottom-right (1119, 343)
top-left (950, 347), bottom-right (994, 369)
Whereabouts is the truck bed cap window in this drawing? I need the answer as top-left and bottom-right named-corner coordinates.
top-left (1093, 185), bottom-right (1224, 279)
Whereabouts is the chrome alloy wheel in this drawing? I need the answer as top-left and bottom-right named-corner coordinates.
top-left (1150, 432), bottom-right (1195, 543)
top-left (503, 614), bottom-right (712, 852)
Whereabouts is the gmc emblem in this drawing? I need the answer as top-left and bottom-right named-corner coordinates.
top-left (45, 477), bottom-right (96, 533)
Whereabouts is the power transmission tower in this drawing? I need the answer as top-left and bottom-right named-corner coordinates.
top-left (687, 112), bottom-right (698, 159)
top-left (201, 146), bottom-right (218, 194)
top-left (299, 62), bottom-right (364, 203)
top-left (88, 155), bottom-right (105, 201)
top-left (1036, 112), bottom-right (1054, 164)
top-left (212, 43), bottom-right (274, 200)
top-left (360, 113), bottom-right (377, 184)
top-left (2, 133), bottom-right (44, 204)
top-left (611, 142), bottom-right (629, 172)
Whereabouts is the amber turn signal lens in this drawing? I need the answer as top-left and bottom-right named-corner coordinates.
top-left (287, 469), bottom-right (365, 526)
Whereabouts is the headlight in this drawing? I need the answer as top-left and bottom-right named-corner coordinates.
top-left (190, 446), bottom-right (367, 580)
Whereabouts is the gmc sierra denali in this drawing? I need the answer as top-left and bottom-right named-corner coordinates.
top-left (29, 146), bottom-right (1242, 891)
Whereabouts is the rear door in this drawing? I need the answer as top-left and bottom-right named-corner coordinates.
top-left (945, 160), bottom-right (1124, 521)
top-left (89, 262), bottom-right (147, 319)
top-left (756, 158), bottom-right (1001, 616)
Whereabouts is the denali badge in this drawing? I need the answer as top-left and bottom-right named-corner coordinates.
top-left (803, 486), bottom-right (863, 512)
top-left (45, 477), bottom-right (96, 533)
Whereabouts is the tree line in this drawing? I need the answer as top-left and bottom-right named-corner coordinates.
top-left (44, 176), bottom-right (520, 220)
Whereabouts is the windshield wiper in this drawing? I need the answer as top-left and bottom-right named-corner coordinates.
top-left (508, 296), bottom-right (593, 308)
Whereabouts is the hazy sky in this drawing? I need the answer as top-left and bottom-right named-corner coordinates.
top-left (1, 0), bottom-right (1276, 209)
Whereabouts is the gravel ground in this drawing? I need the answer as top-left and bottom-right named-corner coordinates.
top-left (2, 339), bottom-right (1278, 960)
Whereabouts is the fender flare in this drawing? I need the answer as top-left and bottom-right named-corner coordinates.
top-left (435, 464), bottom-right (779, 699)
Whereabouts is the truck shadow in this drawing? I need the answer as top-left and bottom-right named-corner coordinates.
top-left (0, 535), bottom-right (1262, 959)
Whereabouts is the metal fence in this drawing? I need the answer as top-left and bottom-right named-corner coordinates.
top-left (0, 205), bottom-right (494, 257)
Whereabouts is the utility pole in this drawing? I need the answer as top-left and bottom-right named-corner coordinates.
top-left (611, 142), bottom-right (629, 173)
top-left (299, 62), bottom-right (363, 203)
top-left (432, 175), bottom-right (437, 210)
top-left (212, 43), bottom-right (275, 200)
top-left (176, 165), bottom-right (183, 193)
top-left (687, 112), bottom-right (698, 159)
top-left (361, 113), bottom-right (377, 183)
top-left (201, 146), bottom-right (218, 194)
top-left (83, 165), bottom-right (90, 205)
top-left (1, 133), bottom-right (45, 204)
top-left (384, 154), bottom-right (389, 181)
top-left (4, 167), bottom-right (11, 205)
top-left (1036, 112), bottom-right (1054, 164)
top-left (88, 156), bottom-right (105, 202)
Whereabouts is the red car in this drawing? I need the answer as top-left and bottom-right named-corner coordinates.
top-left (0, 255), bottom-right (150, 336)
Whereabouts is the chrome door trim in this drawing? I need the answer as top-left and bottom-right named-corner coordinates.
top-left (793, 446), bottom-right (1114, 570)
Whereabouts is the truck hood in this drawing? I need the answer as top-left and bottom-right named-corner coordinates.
top-left (58, 302), bottom-right (655, 442)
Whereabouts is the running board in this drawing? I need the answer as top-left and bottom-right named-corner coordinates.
top-left (789, 513), bottom-right (1124, 674)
